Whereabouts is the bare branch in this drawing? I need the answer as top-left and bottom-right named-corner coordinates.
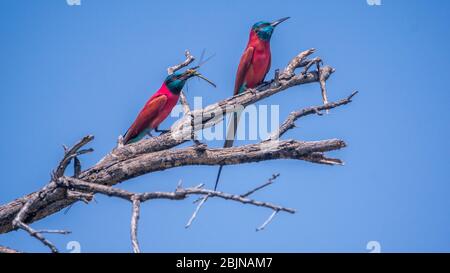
top-left (256, 210), bottom-right (279, 232)
top-left (54, 135), bottom-right (94, 179)
top-left (192, 189), bottom-right (296, 214)
top-left (10, 136), bottom-right (94, 252)
top-left (185, 195), bottom-right (209, 229)
top-left (0, 245), bottom-right (20, 253)
top-left (35, 229), bottom-right (71, 235)
top-left (11, 182), bottom-right (61, 253)
top-left (301, 152), bottom-right (344, 165)
top-left (179, 91), bottom-right (191, 114)
top-left (0, 49), bottom-right (356, 254)
top-left (66, 190), bottom-right (94, 204)
top-left (80, 139), bottom-right (346, 189)
top-left (280, 48), bottom-right (316, 79)
top-left (167, 50), bottom-right (195, 75)
top-left (188, 173), bottom-right (282, 228)
top-left (73, 157), bottom-right (81, 178)
top-left (317, 62), bottom-right (329, 113)
top-left (301, 57), bottom-right (322, 76)
top-left (267, 91), bottom-right (358, 141)
top-left (56, 176), bottom-right (295, 249)
top-left (0, 138), bottom-right (347, 235)
top-left (241, 173), bottom-right (280, 198)
top-left (130, 196), bottom-right (141, 253)
top-left (58, 177), bottom-right (295, 214)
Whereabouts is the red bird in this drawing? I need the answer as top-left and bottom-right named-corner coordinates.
top-left (123, 69), bottom-right (215, 145)
top-left (214, 17), bottom-right (290, 190)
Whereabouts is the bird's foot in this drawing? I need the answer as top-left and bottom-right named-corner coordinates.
top-left (273, 69), bottom-right (280, 87)
top-left (155, 127), bottom-right (170, 135)
top-left (248, 88), bottom-right (257, 95)
top-left (255, 81), bottom-right (272, 92)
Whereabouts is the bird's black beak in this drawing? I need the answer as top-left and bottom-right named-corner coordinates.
top-left (179, 69), bottom-right (196, 81)
top-left (270, 17), bottom-right (290, 27)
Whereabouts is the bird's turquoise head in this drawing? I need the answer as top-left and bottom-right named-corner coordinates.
top-left (165, 68), bottom-right (216, 94)
top-left (165, 72), bottom-right (188, 94)
top-left (252, 17), bottom-right (290, 41)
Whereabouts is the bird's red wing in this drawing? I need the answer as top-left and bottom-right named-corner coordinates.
top-left (233, 46), bottom-right (254, 95)
top-left (124, 95), bottom-right (168, 144)
top-left (264, 55), bottom-right (271, 79)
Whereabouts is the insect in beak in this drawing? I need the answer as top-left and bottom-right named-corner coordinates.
top-left (194, 72), bottom-right (217, 88)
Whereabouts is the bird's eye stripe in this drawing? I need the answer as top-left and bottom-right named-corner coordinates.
top-left (255, 23), bottom-right (270, 31)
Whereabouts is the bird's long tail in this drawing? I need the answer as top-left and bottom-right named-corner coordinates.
top-left (122, 129), bottom-right (130, 145)
top-left (214, 111), bottom-right (242, 190)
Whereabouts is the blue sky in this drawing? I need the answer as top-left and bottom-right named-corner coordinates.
top-left (1, 0), bottom-right (449, 252)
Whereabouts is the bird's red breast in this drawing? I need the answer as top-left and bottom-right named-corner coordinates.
top-left (234, 30), bottom-right (271, 95)
top-left (123, 83), bottom-right (179, 144)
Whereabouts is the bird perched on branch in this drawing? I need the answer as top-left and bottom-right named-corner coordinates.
top-left (214, 17), bottom-right (290, 190)
top-left (123, 68), bottom-right (215, 145)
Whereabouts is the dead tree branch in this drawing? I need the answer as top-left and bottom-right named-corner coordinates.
top-left (56, 176), bottom-right (294, 252)
top-left (267, 91), bottom-right (358, 142)
top-left (130, 196), bottom-right (141, 253)
top-left (241, 173), bottom-right (280, 198)
top-left (0, 245), bottom-right (20, 253)
top-left (167, 50), bottom-right (195, 75)
top-left (0, 49), bottom-right (357, 252)
top-left (10, 136), bottom-right (93, 252)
